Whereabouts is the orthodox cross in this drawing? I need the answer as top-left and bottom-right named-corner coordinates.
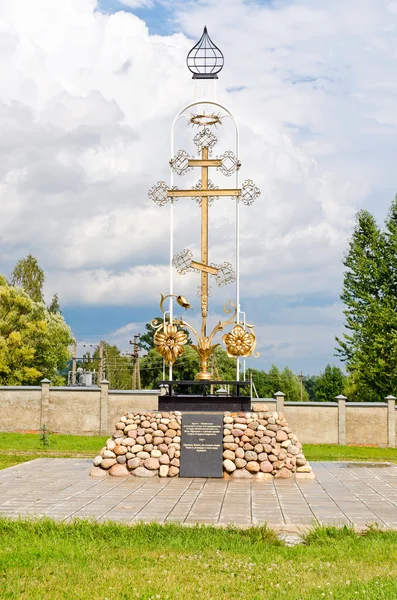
top-left (167, 144), bottom-right (241, 335)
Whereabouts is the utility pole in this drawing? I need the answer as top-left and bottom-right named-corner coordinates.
top-left (129, 334), bottom-right (141, 390)
top-left (72, 340), bottom-right (77, 385)
top-left (98, 341), bottom-right (104, 382)
top-left (299, 370), bottom-right (303, 402)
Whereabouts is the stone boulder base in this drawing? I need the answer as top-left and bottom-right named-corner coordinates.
top-left (92, 408), bottom-right (313, 480)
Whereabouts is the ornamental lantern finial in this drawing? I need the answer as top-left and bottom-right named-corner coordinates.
top-left (186, 26), bottom-right (224, 79)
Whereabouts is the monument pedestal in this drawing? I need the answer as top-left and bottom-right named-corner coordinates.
top-left (158, 380), bottom-right (251, 412)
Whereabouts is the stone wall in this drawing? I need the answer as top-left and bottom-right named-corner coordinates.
top-left (0, 382), bottom-right (395, 447)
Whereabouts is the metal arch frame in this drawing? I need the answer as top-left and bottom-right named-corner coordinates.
top-left (169, 100), bottom-right (242, 382)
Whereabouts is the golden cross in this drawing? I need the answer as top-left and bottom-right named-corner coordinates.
top-left (168, 145), bottom-right (240, 336)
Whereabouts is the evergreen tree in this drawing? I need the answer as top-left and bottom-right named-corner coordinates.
top-left (336, 202), bottom-right (397, 400)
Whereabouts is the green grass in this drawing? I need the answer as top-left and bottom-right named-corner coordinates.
top-left (0, 432), bottom-right (108, 470)
top-left (0, 432), bottom-right (108, 454)
top-left (304, 444), bottom-right (397, 463)
top-left (0, 519), bottom-right (397, 599)
top-left (1, 433), bottom-right (397, 471)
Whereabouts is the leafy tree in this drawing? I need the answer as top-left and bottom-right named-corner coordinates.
top-left (10, 254), bottom-right (45, 303)
top-left (83, 342), bottom-right (132, 390)
top-left (48, 293), bottom-right (61, 314)
top-left (247, 365), bottom-right (308, 401)
top-left (336, 202), bottom-right (397, 400)
top-left (0, 276), bottom-right (73, 385)
top-left (315, 364), bottom-right (346, 402)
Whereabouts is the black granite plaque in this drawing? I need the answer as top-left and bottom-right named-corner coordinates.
top-left (180, 413), bottom-right (223, 478)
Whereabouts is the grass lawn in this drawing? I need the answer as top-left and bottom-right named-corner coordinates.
top-left (304, 444), bottom-right (397, 463)
top-left (0, 519), bottom-right (397, 599)
top-left (0, 432), bottom-right (108, 470)
top-left (1, 432), bottom-right (397, 470)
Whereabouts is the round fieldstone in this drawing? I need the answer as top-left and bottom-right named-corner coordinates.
top-left (168, 420), bottom-right (179, 430)
top-left (223, 442), bottom-right (238, 451)
top-left (106, 440), bottom-right (116, 451)
top-left (264, 430), bottom-right (276, 438)
top-left (102, 450), bottom-right (116, 459)
top-left (114, 445), bottom-right (127, 456)
top-left (247, 421), bottom-right (259, 430)
top-left (168, 447), bottom-right (176, 459)
top-left (297, 465), bottom-right (312, 473)
top-left (244, 451), bottom-right (257, 461)
top-left (127, 457), bottom-right (141, 469)
top-left (171, 458), bottom-right (180, 467)
top-left (276, 430), bottom-right (288, 442)
top-left (137, 451), bottom-right (150, 460)
top-left (159, 454), bottom-right (170, 465)
top-left (233, 423), bottom-right (247, 431)
top-left (224, 416), bottom-right (234, 424)
top-left (109, 463), bottom-right (129, 477)
top-left (231, 429), bottom-right (244, 437)
top-left (231, 469), bottom-right (253, 479)
top-left (136, 436), bottom-right (146, 445)
top-left (254, 444), bottom-right (263, 454)
top-left (260, 460), bottom-right (273, 473)
top-left (223, 459), bottom-right (236, 473)
top-left (235, 447), bottom-right (245, 459)
top-left (168, 466), bottom-right (179, 477)
top-left (275, 467), bottom-right (293, 479)
top-left (133, 466), bottom-right (158, 477)
top-left (235, 458), bottom-right (247, 469)
top-left (159, 465), bottom-right (169, 477)
top-left (115, 422), bottom-right (125, 430)
top-left (289, 445), bottom-right (299, 455)
top-left (246, 461), bottom-right (260, 473)
top-left (223, 450), bottom-right (235, 461)
top-left (93, 455), bottom-right (103, 466)
top-left (151, 449), bottom-right (162, 458)
top-left (101, 458), bottom-right (117, 469)
top-left (144, 457), bottom-right (160, 470)
top-left (90, 466), bottom-right (107, 478)
top-left (117, 455), bottom-right (127, 464)
top-left (130, 444), bottom-right (143, 453)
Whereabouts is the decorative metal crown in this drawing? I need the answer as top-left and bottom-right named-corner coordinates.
top-left (186, 26), bottom-right (224, 80)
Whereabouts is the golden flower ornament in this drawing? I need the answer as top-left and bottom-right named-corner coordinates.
top-left (222, 325), bottom-right (256, 358)
top-left (153, 323), bottom-right (188, 365)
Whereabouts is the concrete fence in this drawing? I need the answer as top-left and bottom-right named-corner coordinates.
top-left (0, 381), bottom-right (395, 447)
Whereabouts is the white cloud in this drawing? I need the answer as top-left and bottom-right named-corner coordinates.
top-left (2, 0), bottom-right (397, 371)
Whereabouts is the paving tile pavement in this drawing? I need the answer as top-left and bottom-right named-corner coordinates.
top-left (1, 459), bottom-right (397, 531)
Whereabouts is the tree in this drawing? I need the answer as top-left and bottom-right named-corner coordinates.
top-left (315, 364), bottom-right (346, 402)
top-left (336, 203), bottom-right (397, 401)
top-left (83, 342), bottom-right (132, 390)
top-left (48, 293), bottom-right (61, 314)
top-left (0, 276), bottom-right (73, 385)
top-left (10, 254), bottom-right (45, 303)
top-left (303, 375), bottom-right (318, 401)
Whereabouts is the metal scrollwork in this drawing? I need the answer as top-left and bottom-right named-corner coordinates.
top-left (240, 179), bottom-right (261, 206)
top-left (193, 127), bottom-right (217, 155)
top-left (169, 149), bottom-right (193, 176)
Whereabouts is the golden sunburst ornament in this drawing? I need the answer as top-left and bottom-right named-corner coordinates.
top-left (153, 323), bottom-right (188, 365)
top-left (222, 325), bottom-right (256, 358)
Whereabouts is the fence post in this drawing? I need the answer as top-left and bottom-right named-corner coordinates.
top-left (385, 395), bottom-right (396, 448)
top-left (99, 379), bottom-right (109, 435)
top-left (40, 378), bottom-right (51, 429)
top-left (274, 391), bottom-right (285, 414)
top-left (336, 394), bottom-right (347, 445)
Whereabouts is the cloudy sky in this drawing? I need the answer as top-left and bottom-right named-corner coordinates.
top-left (1, 0), bottom-right (397, 375)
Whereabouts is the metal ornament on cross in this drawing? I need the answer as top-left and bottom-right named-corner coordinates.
top-left (148, 26), bottom-right (261, 381)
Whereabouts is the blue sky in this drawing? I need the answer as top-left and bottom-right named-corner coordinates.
top-left (3, 0), bottom-right (397, 376)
